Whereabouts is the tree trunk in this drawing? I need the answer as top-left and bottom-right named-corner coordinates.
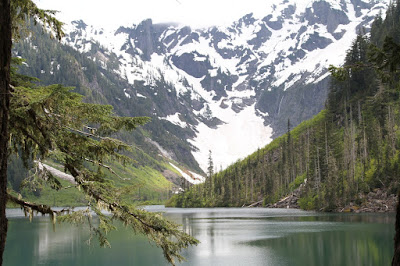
top-left (393, 191), bottom-right (400, 266)
top-left (0, 0), bottom-right (12, 264)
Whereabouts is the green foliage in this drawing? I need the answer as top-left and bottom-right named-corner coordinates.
top-left (207, 150), bottom-right (213, 179)
top-left (172, 2), bottom-right (400, 212)
top-left (298, 194), bottom-right (318, 210)
top-left (328, 65), bottom-right (348, 81)
top-left (11, 0), bottom-right (64, 41)
top-left (289, 173), bottom-right (307, 191)
top-left (19, 177), bottom-right (86, 207)
top-left (7, 59), bottom-right (198, 264)
top-left (12, 22), bottom-right (203, 173)
top-left (365, 159), bottom-right (377, 184)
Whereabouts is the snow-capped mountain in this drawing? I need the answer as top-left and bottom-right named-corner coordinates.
top-left (61, 0), bottom-right (388, 172)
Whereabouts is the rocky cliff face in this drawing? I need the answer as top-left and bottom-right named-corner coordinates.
top-left (28, 0), bottom-right (390, 172)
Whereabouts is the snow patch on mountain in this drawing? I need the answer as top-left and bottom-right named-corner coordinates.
top-left (189, 103), bottom-right (272, 171)
top-left (161, 113), bottom-right (188, 128)
top-left (169, 163), bottom-right (205, 184)
top-left (61, 0), bottom-right (390, 173)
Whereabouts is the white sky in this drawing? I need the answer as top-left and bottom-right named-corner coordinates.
top-left (34, 0), bottom-right (270, 29)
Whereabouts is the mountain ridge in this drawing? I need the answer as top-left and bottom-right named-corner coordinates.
top-left (168, 0), bottom-right (400, 210)
top-left (18, 0), bottom-right (390, 172)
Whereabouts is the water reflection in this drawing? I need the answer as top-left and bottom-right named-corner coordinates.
top-left (36, 219), bottom-right (83, 264)
top-left (4, 207), bottom-right (395, 266)
top-left (162, 208), bottom-right (394, 266)
top-left (244, 225), bottom-right (392, 266)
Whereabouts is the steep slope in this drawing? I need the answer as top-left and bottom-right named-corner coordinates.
top-left (15, 0), bottom-right (389, 174)
top-left (59, 0), bottom-right (389, 172)
top-left (11, 25), bottom-right (205, 203)
top-left (169, 1), bottom-right (400, 210)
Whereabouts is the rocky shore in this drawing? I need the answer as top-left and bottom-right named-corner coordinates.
top-left (266, 186), bottom-right (302, 209)
top-left (336, 189), bottom-right (397, 213)
top-left (266, 187), bottom-right (397, 213)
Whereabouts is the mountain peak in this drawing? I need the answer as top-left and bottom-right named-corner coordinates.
top-left (61, 0), bottom-right (389, 171)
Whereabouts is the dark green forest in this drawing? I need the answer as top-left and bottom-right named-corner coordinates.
top-left (168, 1), bottom-right (400, 210)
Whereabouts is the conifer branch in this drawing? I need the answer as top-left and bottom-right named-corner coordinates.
top-left (84, 158), bottom-right (130, 180)
top-left (7, 193), bottom-right (70, 218)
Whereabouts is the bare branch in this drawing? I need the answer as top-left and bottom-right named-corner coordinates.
top-left (65, 127), bottom-right (126, 146)
top-left (84, 158), bottom-right (130, 180)
top-left (65, 126), bottom-right (98, 138)
top-left (7, 193), bottom-right (70, 217)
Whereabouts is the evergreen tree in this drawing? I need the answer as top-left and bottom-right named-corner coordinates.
top-left (0, 1), bottom-right (198, 265)
top-left (207, 150), bottom-right (214, 179)
top-left (170, 1), bottom-right (400, 215)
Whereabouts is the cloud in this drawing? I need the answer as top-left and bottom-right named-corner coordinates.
top-left (35, 0), bottom-right (268, 29)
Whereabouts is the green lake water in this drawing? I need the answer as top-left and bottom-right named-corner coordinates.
top-left (3, 206), bottom-right (394, 265)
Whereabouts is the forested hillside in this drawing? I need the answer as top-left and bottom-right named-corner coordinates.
top-left (15, 0), bottom-right (387, 173)
top-left (9, 24), bottom-right (203, 205)
top-left (169, 1), bottom-right (400, 211)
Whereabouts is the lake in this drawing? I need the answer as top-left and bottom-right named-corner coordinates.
top-left (3, 206), bottom-right (394, 265)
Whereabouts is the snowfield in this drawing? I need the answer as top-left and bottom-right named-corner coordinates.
top-left (62, 0), bottom-right (390, 174)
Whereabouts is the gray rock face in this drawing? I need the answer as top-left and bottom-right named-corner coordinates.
top-left (301, 32), bottom-right (333, 51)
top-left (117, 19), bottom-right (168, 60)
top-left (263, 15), bottom-right (284, 30)
top-left (61, 0), bottom-right (389, 171)
top-left (303, 1), bottom-right (350, 33)
top-left (237, 13), bottom-right (257, 28)
top-left (200, 69), bottom-right (238, 100)
top-left (181, 31), bottom-right (200, 46)
top-left (248, 24), bottom-right (272, 49)
top-left (351, 0), bottom-right (374, 17)
top-left (172, 52), bottom-right (212, 78)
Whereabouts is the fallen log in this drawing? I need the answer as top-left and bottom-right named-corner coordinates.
top-left (245, 200), bottom-right (263, 208)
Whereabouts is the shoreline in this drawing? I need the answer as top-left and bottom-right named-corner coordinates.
top-left (266, 187), bottom-right (397, 213)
